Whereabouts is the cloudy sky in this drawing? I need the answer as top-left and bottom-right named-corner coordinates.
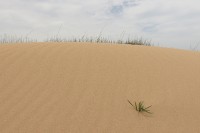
top-left (0, 0), bottom-right (200, 50)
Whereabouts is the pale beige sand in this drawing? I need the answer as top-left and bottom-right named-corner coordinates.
top-left (0, 42), bottom-right (200, 133)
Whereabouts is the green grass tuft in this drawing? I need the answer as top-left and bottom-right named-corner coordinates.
top-left (128, 100), bottom-right (152, 114)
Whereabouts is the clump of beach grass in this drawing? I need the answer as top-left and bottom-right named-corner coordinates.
top-left (128, 100), bottom-right (152, 114)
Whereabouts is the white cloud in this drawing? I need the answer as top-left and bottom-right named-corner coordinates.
top-left (0, 0), bottom-right (200, 50)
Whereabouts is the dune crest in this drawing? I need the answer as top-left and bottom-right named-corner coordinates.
top-left (0, 42), bottom-right (200, 133)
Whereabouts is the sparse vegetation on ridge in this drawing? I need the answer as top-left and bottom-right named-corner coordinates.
top-left (0, 34), bottom-right (152, 46)
top-left (0, 34), bottom-right (37, 44)
top-left (45, 35), bottom-right (152, 46)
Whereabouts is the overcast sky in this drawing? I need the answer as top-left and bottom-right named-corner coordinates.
top-left (0, 0), bottom-right (200, 50)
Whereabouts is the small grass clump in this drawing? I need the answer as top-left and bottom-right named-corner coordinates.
top-left (128, 100), bottom-right (152, 114)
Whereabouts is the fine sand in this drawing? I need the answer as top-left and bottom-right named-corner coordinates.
top-left (0, 42), bottom-right (200, 133)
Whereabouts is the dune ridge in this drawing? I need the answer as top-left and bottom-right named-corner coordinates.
top-left (0, 42), bottom-right (200, 133)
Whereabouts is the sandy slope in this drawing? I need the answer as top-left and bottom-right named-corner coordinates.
top-left (0, 42), bottom-right (200, 133)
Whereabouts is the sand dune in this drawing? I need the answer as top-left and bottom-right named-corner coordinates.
top-left (0, 42), bottom-right (200, 133)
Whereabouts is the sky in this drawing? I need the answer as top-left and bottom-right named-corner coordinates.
top-left (0, 0), bottom-right (200, 50)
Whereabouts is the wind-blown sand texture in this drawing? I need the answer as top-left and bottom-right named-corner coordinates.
top-left (0, 42), bottom-right (200, 133)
